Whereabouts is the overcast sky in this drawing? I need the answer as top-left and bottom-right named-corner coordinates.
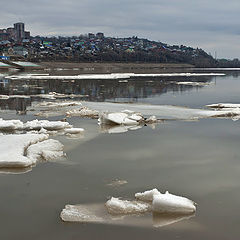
top-left (1, 0), bottom-right (240, 59)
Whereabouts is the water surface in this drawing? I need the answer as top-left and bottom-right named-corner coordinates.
top-left (0, 70), bottom-right (239, 239)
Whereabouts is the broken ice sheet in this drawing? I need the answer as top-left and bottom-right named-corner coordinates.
top-left (61, 189), bottom-right (196, 228)
top-left (206, 103), bottom-right (240, 109)
top-left (82, 101), bottom-right (240, 121)
top-left (60, 203), bottom-right (195, 228)
top-left (0, 134), bottom-right (66, 174)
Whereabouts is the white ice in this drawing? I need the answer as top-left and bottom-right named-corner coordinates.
top-left (36, 101), bottom-right (82, 108)
top-left (61, 204), bottom-right (104, 222)
top-left (176, 82), bottom-right (210, 86)
top-left (98, 111), bottom-right (144, 126)
top-left (0, 134), bottom-right (64, 168)
top-left (61, 188), bottom-right (196, 227)
top-left (82, 101), bottom-right (240, 121)
top-left (206, 103), bottom-right (240, 109)
top-left (109, 189), bottom-right (196, 215)
top-left (135, 188), bottom-right (161, 202)
top-left (66, 107), bottom-right (99, 118)
top-left (6, 72), bottom-right (225, 80)
top-left (60, 203), bottom-right (195, 227)
top-left (0, 118), bottom-right (72, 131)
top-left (27, 139), bottom-right (64, 162)
top-left (152, 191), bottom-right (196, 213)
top-left (105, 197), bottom-right (151, 215)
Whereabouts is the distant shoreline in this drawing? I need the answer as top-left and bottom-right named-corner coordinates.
top-left (39, 61), bottom-right (194, 74)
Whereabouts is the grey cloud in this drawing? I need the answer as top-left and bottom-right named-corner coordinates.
top-left (1, 0), bottom-right (240, 58)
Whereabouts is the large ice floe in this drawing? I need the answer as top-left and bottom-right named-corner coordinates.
top-left (31, 100), bottom-right (240, 135)
top-left (0, 134), bottom-right (64, 169)
top-left (60, 188), bottom-right (196, 228)
top-left (81, 101), bottom-right (240, 122)
top-left (206, 103), bottom-right (240, 109)
top-left (5, 72), bottom-right (225, 80)
top-left (0, 118), bottom-right (85, 141)
top-left (0, 118), bottom-right (71, 132)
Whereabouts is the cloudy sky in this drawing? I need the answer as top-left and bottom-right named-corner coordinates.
top-left (1, 0), bottom-right (240, 58)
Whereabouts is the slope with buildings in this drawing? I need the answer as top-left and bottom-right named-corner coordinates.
top-left (0, 23), bottom-right (237, 67)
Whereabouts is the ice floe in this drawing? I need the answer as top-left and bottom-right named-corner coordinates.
top-left (0, 118), bottom-right (72, 132)
top-left (64, 128), bottom-right (84, 134)
top-left (152, 191), bottom-right (196, 214)
top-left (0, 95), bottom-right (10, 100)
top-left (5, 72), bottom-right (225, 80)
top-left (176, 82), bottom-right (210, 86)
top-left (106, 179), bottom-right (128, 187)
top-left (206, 103), bottom-right (240, 109)
top-left (98, 111), bottom-right (144, 126)
top-left (61, 204), bottom-right (104, 223)
top-left (36, 101), bottom-right (82, 108)
top-left (107, 189), bottom-right (196, 214)
top-left (81, 101), bottom-right (240, 121)
top-left (60, 203), bottom-right (195, 227)
top-left (66, 107), bottom-right (99, 118)
top-left (61, 188), bottom-right (196, 227)
top-left (27, 139), bottom-right (64, 163)
top-left (0, 134), bottom-right (64, 168)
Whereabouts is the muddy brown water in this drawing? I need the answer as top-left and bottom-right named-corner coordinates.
top-left (0, 70), bottom-right (240, 239)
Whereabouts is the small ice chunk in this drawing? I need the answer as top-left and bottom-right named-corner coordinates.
top-left (0, 118), bottom-right (24, 131)
top-left (107, 179), bottom-right (128, 187)
top-left (135, 188), bottom-right (161, 202)
top-left (61, 204), bottom-right (104, 222)
top-left (0, 95), bottom-right (9, 100)
top-left (176, 82), bottom-right (210, 86)
top-left (66, 107), bottom-right (99, 118)
top-left (24, 119), bottom-right (71, 131)
top-left (64, 128), bottom-right (84, 134)
top-left (145, 116), bottom-right (158, 123)
top-left (99, 111), bottom-right (143, 126)
top-left (27, 139), bottom-right (64, 162)
top-left (152, 191), bottom-right (196, 213)
top-left (105, 197), bottom-right (151, 215)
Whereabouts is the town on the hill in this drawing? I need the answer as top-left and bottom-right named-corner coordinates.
top-left (0, 22), bottom-right (239, 67)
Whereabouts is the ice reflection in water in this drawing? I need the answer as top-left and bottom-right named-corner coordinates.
top-left (0, 73), bottom-right (217, 113)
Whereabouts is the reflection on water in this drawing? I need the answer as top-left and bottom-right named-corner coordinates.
top-left (1, 71), bottom-right (240, 239)
top-left (0, 73), bottom-right (216, 113)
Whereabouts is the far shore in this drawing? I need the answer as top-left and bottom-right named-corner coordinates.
top-left (39, 62), bottom-right (194, 74)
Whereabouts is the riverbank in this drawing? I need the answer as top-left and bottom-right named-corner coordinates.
top-left (39, 62), bottom-right (194, 74)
